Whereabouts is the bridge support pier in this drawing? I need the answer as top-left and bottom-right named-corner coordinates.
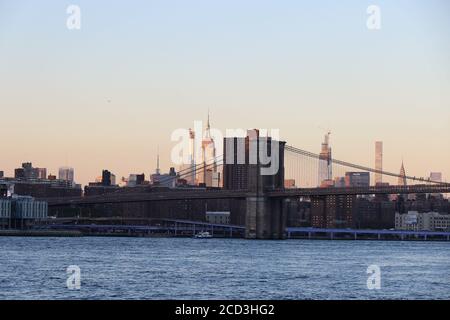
top-left (245, 196), bottom-right (288, 240)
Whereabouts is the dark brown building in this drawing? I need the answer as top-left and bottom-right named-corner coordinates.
top-left (223, 130), bottom-right (285, 192)
top-left (311, 195), bottom-right (356, 228)
top-left (12, 181), bottom-right (82, 198)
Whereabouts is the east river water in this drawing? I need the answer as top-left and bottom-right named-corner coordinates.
top-left (0, 237), bottom-right (448, 299)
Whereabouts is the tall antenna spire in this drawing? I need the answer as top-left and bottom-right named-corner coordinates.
top-left (207, 108), bottom-right (211, 130)
top-left (205, 108), bottom-right (211, 139)
top-left (156, 146), bottom-right (160, 175)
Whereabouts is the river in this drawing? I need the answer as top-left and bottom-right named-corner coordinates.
top-left (0, 237), bottom-right (448, 299)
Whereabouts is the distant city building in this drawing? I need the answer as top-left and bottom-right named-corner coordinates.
top-left (59, 167), bottom-right (75, 183)
top-left (136, 173), bottom-right (145, 185)
top-left (312, 196), bottom-right (397, 230)
top-left (311, 194), bottom-right (356, 229)
top-left (151, 167), bottom-right (177, 188)
top-left (21, 162), bottom-right (34, 178)
top-left (37, 168), bottom-right (47, 180)
top-left (101, 170), bottom-right (114, 186)
top-left (127, 174), bottom-right (145, 187)
top-left (398, 162), bottom-right (407, 186)
top-left (3, 180), bottom-right (81, 198)
top-left (319, 179), bottom-right (334, 188)
top-left (204, 169), bottom-right (220, 188)
top-left (0, 171), bottom-right (3, 179)
top-left (355, 198), bottom-right (395, 229)
top-left (119, 176), bottom-right (128, 187)
top-left (1, 165), bottom-right (82, 198)
top-left (429, 172), bottom-right (442, 183)
top-left (284, 179), bottom-right (296, 188)
top-left (375, 141), bottom-right (383, 185)
top-left (14, 162), bottom-right (47, 180)
top-left (150, 151), bottom-right (176, 187)
top-left (345, 172), bottom-right (370, 187)
top-left (187, 128), bottom-right (196, 185)
top-left (395, 211), bottom-right (450, 232)
top-left (206, 211), bottom-right (230, 225)
top-left (429, 172), bottom-right (443, 198)
top-left (180, 112), bottom-right (220, 187)
top-left (318, 133), bottom-right (332, 187)
top-left (14, 168), bottom-right (25, 179)
top-left (334, 177), bottom-right (345, 188)
top-left (200, 112), bottom-right (220, 187)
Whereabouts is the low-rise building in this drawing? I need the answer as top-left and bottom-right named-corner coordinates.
top-left (395, 211), bottom-right (450, 232)
top-left (11, 195), bottom-right (48, 219)
top-left (0, 199), bottom-right (11, 229)
top-left (0, 196), bottom-right (47, 229)
top-left (0, 199), bottom-right (11, 219)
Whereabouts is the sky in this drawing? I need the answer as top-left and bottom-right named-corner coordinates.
top-left (1, 0), bottom-right (449, 186)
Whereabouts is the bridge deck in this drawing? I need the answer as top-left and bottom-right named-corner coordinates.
top-left (45, 184), bottom-right (450, 206)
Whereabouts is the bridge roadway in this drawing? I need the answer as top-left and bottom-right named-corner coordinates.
top-left (45, 184), bottom-right (450, 206)
top-left (266, 184), bottom-right (450, 197)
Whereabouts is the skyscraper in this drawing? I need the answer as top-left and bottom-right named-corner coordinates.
top-left (102, 170), bottom-right (112, 186)
top-left (155, 147), bottom-right (161, 175)
top-left (398, 162), bottom-right (407, 186)
top-left (36, 168), bottom-right (47, 179)
top-left (200, 111), bottom-right (219, 187)
top-left (429, 172), bottom-right (443, 197)
top-left (429, 172), bottom-right (442, 183)
top-left (345, 172), bottom-right (370, 187)
top-left (189, 128), bottom-right (196, 185)
top-left (59, 167), bottom-right (74, 182)
top-left (375, 141), bottom-right (383, 185)
top-left (318, 132), bottom-right (332, 186)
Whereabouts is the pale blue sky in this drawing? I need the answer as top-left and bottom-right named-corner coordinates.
top-left (1, 0), bottom-right (449, 185)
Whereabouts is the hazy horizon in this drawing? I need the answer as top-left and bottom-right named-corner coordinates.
top-left (1, 0), bottom-right (449, 186)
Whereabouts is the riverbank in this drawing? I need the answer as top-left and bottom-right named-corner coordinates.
top-left (1, 229), bottom-right (450, 241)
top-left (0, 230), bottom-right (83, 237)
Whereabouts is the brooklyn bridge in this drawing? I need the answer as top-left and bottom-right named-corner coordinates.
top-left (44, 136), bottom-right (450, 239)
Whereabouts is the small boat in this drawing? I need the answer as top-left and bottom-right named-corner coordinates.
top-left (194, 231), bottom-right (213, 238)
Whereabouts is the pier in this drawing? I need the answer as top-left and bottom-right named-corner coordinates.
top-left (286, 227), bottom-right (450, 241)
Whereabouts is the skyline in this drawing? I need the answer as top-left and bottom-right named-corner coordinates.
top-left (1, 125), bottom-right (447, 188)
top-left (1, 0), bottom-right (449, 186)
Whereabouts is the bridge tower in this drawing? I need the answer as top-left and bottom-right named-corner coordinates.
top-left (223, 130), bottom-right (287, 239)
